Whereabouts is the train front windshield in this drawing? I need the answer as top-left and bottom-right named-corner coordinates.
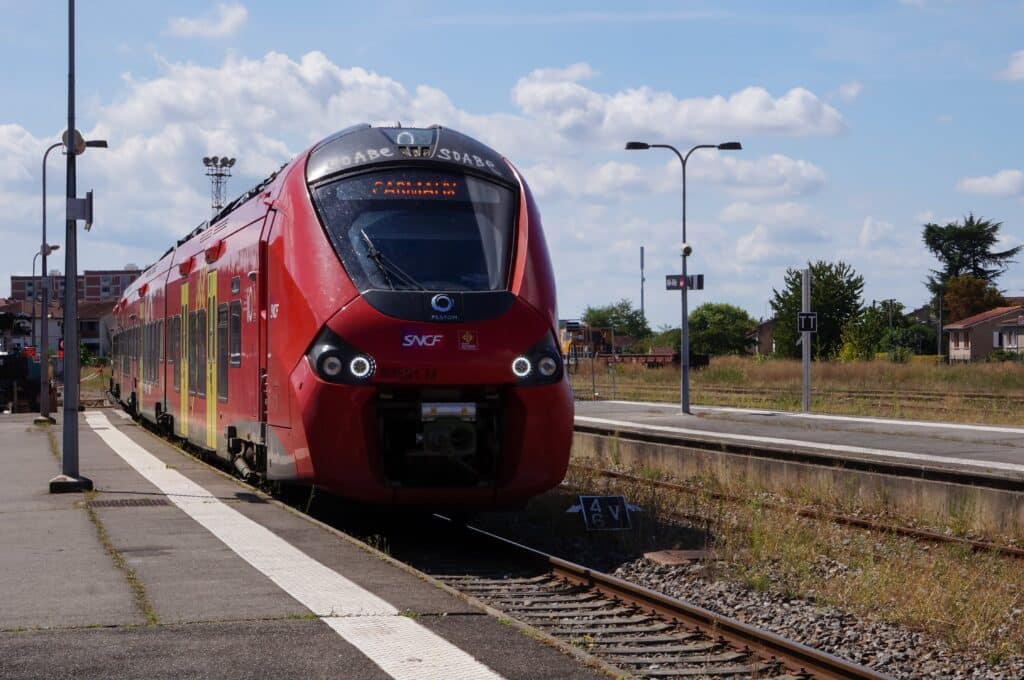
top-left (313, 169), bottom-right (516, 292)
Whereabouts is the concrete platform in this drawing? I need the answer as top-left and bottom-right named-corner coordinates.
top-left (0, 411), bottom-right (604, 680)
top-left (576, 400), bottom-right (1024, 481)
top-left (574, 400), bottom-right (1024, 533)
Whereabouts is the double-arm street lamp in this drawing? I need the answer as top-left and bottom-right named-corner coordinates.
top-left (625, 140), bottom-right (742, 414)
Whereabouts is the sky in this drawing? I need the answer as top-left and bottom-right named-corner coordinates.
top-left (1, 0), bottom-right (1023, 330)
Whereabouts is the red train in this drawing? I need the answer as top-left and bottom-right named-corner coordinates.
top-left (111, 124), bottom-right (573, 508)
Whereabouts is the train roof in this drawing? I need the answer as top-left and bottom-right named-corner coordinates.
top-left (306, 124), bottom-right (514, 185)
top-left (124, 124), bottom-right (513, 299)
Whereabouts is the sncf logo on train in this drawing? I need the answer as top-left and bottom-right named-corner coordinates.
top-left (401, 328), bottom-right (446, 348)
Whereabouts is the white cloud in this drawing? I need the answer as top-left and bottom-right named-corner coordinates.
top-left (998, 50), bottom-right (1024, 80)
top-left (0, 51), bottom-right (839, 327)
top-left (695, 154), bottom-right (828, 200)
top-left (432, 10), bottom-right (726, 26)
top-left (937, 114), bottom-right (953, 124)
top-left (956, 169), bottom-right (1024, 197)
top-left (512, 64), bottom-right (844, 143)
top-left (526, 154), bottom-right (827, 202)
top-left (167, 3), bottom-right (248, 39)
top-left (858, 216), bottom-right (895, 247)
top-left (735, 224), bottom-right (793, 265)
top-left (720, 201), bottom-right (811, 225)
top-left (837, 81), bottom-right (863, 102)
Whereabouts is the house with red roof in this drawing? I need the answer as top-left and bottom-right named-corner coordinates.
top-left (944, 306), bottom-right (1023, 362)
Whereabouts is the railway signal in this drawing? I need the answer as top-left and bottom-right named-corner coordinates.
top-left (798, 312), bottom-right (818, 333)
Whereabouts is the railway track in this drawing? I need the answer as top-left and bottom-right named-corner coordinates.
top-left (110, 398), bottom-right (890, 679)
top-left (571, 464), bottom-right (1024, 560)
top-left (422, 520), bottom-right (888, 679)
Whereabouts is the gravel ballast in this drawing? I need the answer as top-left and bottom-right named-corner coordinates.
top-left (613, 558), bottom-right (1024, 679)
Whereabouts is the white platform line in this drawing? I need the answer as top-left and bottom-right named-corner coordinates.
top-left (84, 411), bottom-right (502, 680)
top-left (576, 415), bottom-right (1024, 475)
top-left (602, 399), bottom-right (1024, 435)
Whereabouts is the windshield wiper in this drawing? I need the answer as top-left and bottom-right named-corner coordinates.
top-left (359, 230), bottom-right (425, 291)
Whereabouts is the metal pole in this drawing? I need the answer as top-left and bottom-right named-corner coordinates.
top-left (680, 155), bottom-right (690, 414)
top-left (31, 253), bottom-right (39, 351)
top-left (640, 246), bottom-right (645, 322)
top-left (801, 268), bottom-right (811, 413)
top-left (937, 289), bottom-right (943, 358)
top-left (40, 142), bottom-right (62, 421)
top-left (610, 326), bottom-right (616, 399)
top-left (52, 0), bottom-right (91, 492)
top-left (589, 325), bottom-right (596, 399)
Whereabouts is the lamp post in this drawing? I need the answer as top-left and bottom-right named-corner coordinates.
top-left (31, 245), bottom-right (60, 357)
top-left (626, 140), bottom-right (742, 414)
top-left (51, 0), bottom-right (108, 493)
top-left (39, 141), bottom-right (64, 423)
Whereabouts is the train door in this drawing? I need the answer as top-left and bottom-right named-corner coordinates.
top-left (186, 272), bottom-right (207, 445)
top-left (205, 270), bottom-right (217, 449)
top-left (260, 211), bottom-right (290, 429)
top-left (178, 282), bottom-right (189, 438)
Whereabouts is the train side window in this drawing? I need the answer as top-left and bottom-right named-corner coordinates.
top-left (158, 320), bottom-right (163, 366)
top-left (196, 309), bottom-right (206, 397)
top-left (170, 317), bottom-right (179, 392)
top-left (229, 301), bottom-right (241, 367)
top-left (217, 304), bottom-right (228, 401)
top-left (188, 312), bottom-right (197, 396)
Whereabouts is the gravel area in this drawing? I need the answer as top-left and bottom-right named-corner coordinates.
top-left (614, 558), bottom-right (1024, 679)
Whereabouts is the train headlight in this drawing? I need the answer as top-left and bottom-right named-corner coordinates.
top-left (514, 333), bottom-right (564, 386)
top-left (538, 356), bottom-right (559, 377)
top-left (511, 356), bottom-right (532, 378)
top-left (307, 327), bottom-right (376, 385)
top-left (349, 355), bottom-right (375, 380)
top-left (321, 355), bottom-right (344, 378)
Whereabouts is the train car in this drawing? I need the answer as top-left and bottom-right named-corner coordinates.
top-left (111, 124), bottom-right (572, 509)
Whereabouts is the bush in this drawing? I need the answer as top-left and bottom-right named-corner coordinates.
top-left (987, 349), bottom-right (1024, 363)
top-left (887, 347), bottom-right (913, 363)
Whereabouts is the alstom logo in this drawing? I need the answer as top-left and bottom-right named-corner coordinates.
top-left (402, 332), bottom-right (445, 348)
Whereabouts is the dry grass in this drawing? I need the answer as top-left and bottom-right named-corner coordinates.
top-left (79, 366), bottom-right (108, 400)
top-left (566, 464), bottom-right (1024, 661)
top-left (569, 356), bottom-right (1024, 425)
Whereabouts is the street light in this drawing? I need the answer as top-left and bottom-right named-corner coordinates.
top-left (626, 139), bottom-right (742, 414)
top-left (31, 244), bottom-right (60, 355)
top-left (51, 0), bottom-right (108, 492)
top-left (40, 134), bottom-right (104, 425)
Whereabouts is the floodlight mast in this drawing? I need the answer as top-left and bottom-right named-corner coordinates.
top-left (203, 155), bottom-right (236, 217)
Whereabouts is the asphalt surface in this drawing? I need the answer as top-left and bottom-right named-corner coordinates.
top-left (0, 411), bottom-right (604, 680)
top-left (575, 400), bottom-right (1024, 479)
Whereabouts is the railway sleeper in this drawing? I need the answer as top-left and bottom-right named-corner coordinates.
top-left (599, 642), bottom-right (721, 654)
top-left (533, 614), bottom-right (654, 627)
top-left (616, 650), bottom-right (748, 665)
top-left (641, 664), bottom-right (781, 678)
top-left (516, 607), bottom-right (634, 620)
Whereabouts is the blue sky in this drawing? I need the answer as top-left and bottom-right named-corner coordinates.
top-left (2, 0), bottom-right (1023, 329)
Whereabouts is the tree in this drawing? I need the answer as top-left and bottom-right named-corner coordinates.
top-left (770, 261), bottom-right (864, 359)
top-left (838, 306), bottom-right (888, 360)
top-left (582, 299), bottom-right (651, 340)
top-left (883, 323), bottom-right (936, 355)
top-left (943, 275), bottom-right (1006, 323)
top-left (631, 325), bottom-right (680, 354)
top-left (689, 303), bottom-right (757, 356)
top-left (923, 214), bottom-right (1020, 295)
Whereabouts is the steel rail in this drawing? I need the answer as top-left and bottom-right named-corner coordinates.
top-left (459, 521), bottom-right (890, 680)
top-left (107, 393), bottom-right (888, 679)
top-left (572, 464), bottom-right (1024, 560)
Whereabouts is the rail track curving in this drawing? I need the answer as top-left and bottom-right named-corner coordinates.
top-left (426, 521), bottom-right (889, 679)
